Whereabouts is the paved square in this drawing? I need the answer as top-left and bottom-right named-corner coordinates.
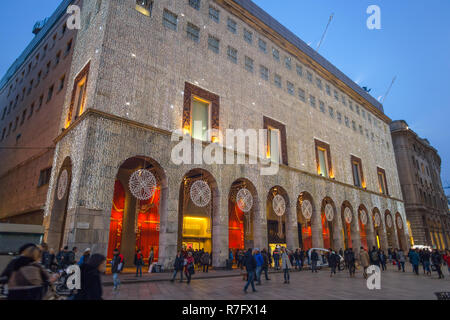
top-left (103, 265), bottom-right (450, 300)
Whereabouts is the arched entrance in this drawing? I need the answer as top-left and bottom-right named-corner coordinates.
top-left (267, 186), bottom-right (289, 253)
top-left (297, 192), bottom-right (314, 250)
top-left (341, 201), bottom-right (358, 250)
top-left (385, 210), bottom-right (396, 249)
top-left (47, 157), bottom-right (72, 250)
top-left (372, 208), bottom-right (383, 249)
top-left (358, 205), bottom-right (369, 250)
top-left (228, 178), bottom-right (258, 251)
top-left (107, 156), bottom-right (167, 267)
top-left (395, 212), bottom-right (406, 251)
top-left (178, 169), bottom-right (218, 256)
top-left (321, 197), bottom-right (338, 250)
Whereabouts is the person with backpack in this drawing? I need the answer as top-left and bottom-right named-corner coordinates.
top-left (111, 249), bottom-right (124, 290)
top-left (408, 249), bottom-right (420, 275)
top-left (134, 249), bottom-right (144, 277)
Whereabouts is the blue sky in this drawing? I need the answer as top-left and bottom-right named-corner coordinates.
top-left (0, 0), bottom-right (449, 190)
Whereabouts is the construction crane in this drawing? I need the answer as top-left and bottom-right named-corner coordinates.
top-left (381, 76), bottom-right (397, 104)
top-left (317, 13), bottom-right (334, 51)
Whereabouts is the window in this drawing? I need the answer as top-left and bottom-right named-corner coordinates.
top-left (264, 116), bottom-right (287, 165)
top-left (55, 51), bottom-right (61, 65)
top-left (187, 23), bottom-right (200, 42)
top-left (189, 0), bottom-right (201, 10)
top-left (316, 78), bottom-right (322, 90)
top-left (355, 105), bottom-right (360, 115)
top-left (326, 84), bottom-right (331, 96)
top-left (351, 156), bottom-right (364, 188)
top-left (67, 62), bottom-right (90, 124)
top-left (334, 90), bottom-right (339, 101)
top-left (209, 6), bottom-right (220, 23)
top-left (29, 103), bottom-right (34, 118)
top-left (45, 61), bottom-right (51, 75)
top-left (377, 167), bottom-right (388, 195)
top-left (65, 39), bottom-right (73, 55)
top-left (163, 9), bottom-right (178, 30)
top-left (274, 74), bottom-right (282, 88)
top-left (337, 112), bottom-right (342, 123)
top-left (37, 71), bottom-right (42, 85)
top-left (37, 95), bottom-right (43, 110)
top-left (359, 125), bottom-right (363, 135)
top-left (345, 116), bottom-right (350, 127)
top-left (296, 65), bottom-right (303, 77)
top-left (38, 167), bottom-right (52, 187)
top-left (287, 81), bottom-right (294, 95)
top-left (319, 100), bottom-right (325, 113)
top-left (315, 140), bottom-right (332, 178)
top-left (59, 75), bottom-right (65, 91)
top-left (191, 97), bottom-right (210, 141)
top-left (227, 46), bottom-right (238, 64)
top-left (13, 117), bottom-right (18, 132)
top-left (244, 56), bottom-right (254, 72)
top-left (96, 0), bottom-right (102, 14)
top-left (47, 85), bottom-right (54, 102)
top-left (260, 65), bottom-right (269, 81)
top-left (352, 121), bottom-right (357, 131)
top-left (208, 35), bottom-right (220, 53)
top-left (328, 107), bottom-right (334, 119)
top-left (349, 100), bottom-right (353, 111)
top-left (20, 109), bottom-right (27, 125)
top-left (272, 48), bottom-right (280, 61)
top-left (309, 95), bottom-right (316, 108)
top-left (1, 108), bottom-right (6, 120)
top-left (307, 71), bottom-right (313, 83)
top-left (227, 18), bottom-right (237, 34)
top-left (298, 88), bottom-right (306, 102)
top-left (258, 39), bottom-right (267, 53)
top-left (136, 0), bottom-right (153, 16)
top-left (244, 28), bottom-right (253, 44)
top-left (342, 95), bottom-right (346, 106)
top-left (285, 57), bottom-right (292, 70)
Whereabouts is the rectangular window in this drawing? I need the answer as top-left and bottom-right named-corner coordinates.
top-left (209, 6), bottom-right (220, 23)
top-left (342, 95), bottom-right (346, 106)
top-left (244, 28), bottom-right (253, 44)
top-left (326, 84), bottom-right (331, 96)
top-left (55, 51), bottom-right (61, 65)
top-left (136, 0), bottom-right (153, 16)
top-left (47, 85), bottom-right (54, 102)
top-left (316, 78), bottom-right (322, 90)
top-left (349, 100), bottom-right (354, 111)
top-left (359, 125), bottom-right (364, 135)
top-left (309, 95), bottom-right (316, 108)
top-left (274, 74), bottom-right (282, 88)
top-left (337, 112), bottom-right (342, 123)
top-left (191, 97), bottom-right (210, 142)
top-left (329, 106), bottom-right (334, 118)
top-left (355, 105), bottom-right (360, 115)
top-left (227, 18), bottom-right (237, 34)
top-left (258, 39), bottom-right (267, 53)
top-left (260, 65), bottom-right (269, 81)
top-left (189, 0), bottom-right (201, 10)
top-left (38, 167), bottom-right (52, 187)
top-left (315, 140), bottom-right (332, 178)
top-left (68, 63), bottom-right (90, 124)
top-left (208, 35), bottom-right (220, 53)
top-left (287, 81), bottom-right (294, 95)
top-left (187, 23), bottom-right (200, 42)
top-left (38, 95), bottom-right (43, 110)
top-left (307, 71), bottom-right (313, 83)
top-left (345, 116), bottom-right (350, 127)
top-left (227, 46), bottom-right (238, 64)
top-left (163, 9), bottom-right (178, 30)
top-left (272, 48), bottom-right (280, 61)
top-left (59, 75), bottom-right (65, 91)
top-left (244, 56), bottom-right (254, 72)
top-left (65, 39), bottom-right (73, 55)
top-left (296, 64), bottom-right (303, 77)
top-left (20, 109), bottom-right (27, 125)
top-left (298, 88), bottom-right (306, 102)
top-left (29, 103), bottom-right (34, 118)
top-left (334, 90), bottom-right (339, 101)
top-left (352, 121), bottom-right (356, 131)
top-left (285, 57), bottom-right (292, 70)
top-left (351, 156), bottom-right (364, 188)
top-left (319, 100), bottom-right (325, 113)
top-left (268, 127), bottom-right (281, 164)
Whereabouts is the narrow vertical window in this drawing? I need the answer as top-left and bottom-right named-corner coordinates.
top-left (268, 127), bottom-right (281, 164)
top-left (351, 156), bottom-right (364, 188)
top-left (191, 97), bottom-right (210, 142)
top-left (315, 140), bottom-right (332, 178)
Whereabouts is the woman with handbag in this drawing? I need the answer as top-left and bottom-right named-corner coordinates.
top-left (184, 252), bottom-right (195, 284)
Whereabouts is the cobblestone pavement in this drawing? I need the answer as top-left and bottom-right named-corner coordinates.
top-left (103, 265), bottom-right (450, 300)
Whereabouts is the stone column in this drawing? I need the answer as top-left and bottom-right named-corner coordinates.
top-left (158, 180), bottom-right (176, 270)
top-left (333, 214), bottom-right (344, 251)
top-left (253, 197), bottom-right (267, 250)
top-left (212, 187), bottom-right (227, 268)
top-left (286, 205), bottom-right (299, 251)
top-left (311, 201), bottom-right (323, 248)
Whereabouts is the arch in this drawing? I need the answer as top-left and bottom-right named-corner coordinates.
top-left (341, 201), bottom-right (359, 251)
top-left (358, 204), bottom-right (369, 250)
top-left (297, 192), bottom-right (315, 250)
top-left (320, 197), bottom-right (339, 250)
top-left (107, 156), bottom-right (168, 266)
top-left (394, 212), bottom-right (407, 251)
top-left (228, 178), bottom-right (259, 252)
top-left (178, 168), bottom-right (219, 258)
top-left (267, 186), bottom-right (290, 251)
top-left (384, 210), bottom-right (397, 249)
top-left (48, 156), bottom-right (73, 250)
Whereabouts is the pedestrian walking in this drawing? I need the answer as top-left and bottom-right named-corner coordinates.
top-left (74, 254), bottom-right (106, 300)
top-left (243, 249), bottom-right (257, 293)
top-left (379, 250), bottom-right (387, 271)
top-left (408, 249), bottom-right (420, 275)
top-left (397, 249), bottom-right (406, 272)
top-left (148, 247), bottom-right (154, 271)
top-left (254, 249), bottom-right (264, 285)
top-left (281, 248), bottom-right (292, 284)
top-left (370, 246), bottom-right (380, 267)
top-left (134, 249), bottom-right (144, 277)
top-left (443, 250), bottom-right (450, 276)
top-left (421, 249), bottom-right (431, 275)
top-left (310, 249), bottom-right (319, 273)
top-left (171, 251), bottom-right (185, 282)
top-left (261, 249), bottom-right (271, 281)
top-left (273, 247), bottom-right (280, 270)
top-left (359, 247), bottom-right (370, 279)
top-left (78, 248), bottom-right (91, 266)
top-left (345, 248), bottom-right (356, 277)
top-left (111, 249), bottom-right (124, 290)
top-left (201, 251), bottom-right (210, 273)
top-left (328, 250), bottom-right (339, 277)
top-left (184, 252), bottom-right (195, 284)
top-left (431, 249), bottom-right (444, 279)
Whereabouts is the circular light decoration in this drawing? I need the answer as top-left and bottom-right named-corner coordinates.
top-left (302, 200), bottom-right (313, 220)
top-left (325, 203), bottom-right (334, 222)
top-left (386, 214), bottom-right (393, 229)
top-left (236, 188), bottom-right (253, 213)
top-left (129, 169), bottom-right (157, 201)
top-left (396, 215), bottom-right (403, 230)
top-left (374, 212), bottom-right (381, 227)
top-left (57, 169), bottom-right (68, 200)
top-left (344, 207), bottom-right (352, 224)
top-left (190, 180), bottom-right (211, 208)
top-left (360, 209), bottom-right (368, 225)
top-left (273, 195), bottom-right (286, 217)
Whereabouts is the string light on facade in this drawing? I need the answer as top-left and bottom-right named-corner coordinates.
top-left (57, 169), bottom-right (68, 200)
top-left (301, 199), bottom-right (313, 220)
top-left (325, 203), bottom-right (334, 222)
top-left (360, 209), bottom-right (368, 225)
top-left (236, 188), bottom-right (253, 213)
top-left (386, 214), bottom-right (393, 229)
top-left (190, 180), bottom-right (211, 208)
top-left (273, 194), bottom-right (286, 238)
top-left (396, 215), bottom-right (403, 229)
top-left (129, 169), bottom-right (156, 201)
top-left (344, 207), bottom-right (352, 224)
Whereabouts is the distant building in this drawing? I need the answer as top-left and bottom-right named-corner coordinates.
top-left (391, 120), bottom-right (449, 249)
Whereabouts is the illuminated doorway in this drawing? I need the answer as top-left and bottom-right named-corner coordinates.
top-left (341, 202), bottom-right (356, 250)
top-left (321, 197), bottom-right (338, 250)
top-left (297, 192), bottom-right (314, 250)
top-left (267, 186), bottom-right (289, 249)
top-left (372, 208), bottom-right (383, 249)
top-left (358, 205), bottom-right (369, 250)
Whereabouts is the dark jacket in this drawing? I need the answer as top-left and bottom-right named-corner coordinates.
top-left (311, 251), bottom-right (319, 262)
top-left (173, 255), bottom-right (184, 271)
top-left (431, 252), bottom-right (442, 265)
top-left (134, 253), bottom-right (144, 266)
top-left (243, 251), bottom-right (257, 272)
top-left (111, 254), bottom-right (123, 273)
top-left (328, 252), bottom-right (339, 267)
top-left (74, 264), bottom-right (103, 300)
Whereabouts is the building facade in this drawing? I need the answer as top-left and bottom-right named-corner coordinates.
top-left (0, 0), bottom-right (79, 225)
top-left (390, 120), bottom-right (450, 249)
top-left (42, 0), bottom-right (409, 268)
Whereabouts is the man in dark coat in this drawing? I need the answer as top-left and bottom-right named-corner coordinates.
top-left (328, 251), bottom-right (339, 277)
top-left (345, 248), bottom-right (356, 277)
top-left (74, 254), bottom-right (106, 300)
top-left (243, 249), bottom-right (257, 293)
top-left (310, 250), bottom-right (319, 273)
top-left (171, 251), bottom-right (185, 282)
top-left (261, 249), bottom-right (271, 281)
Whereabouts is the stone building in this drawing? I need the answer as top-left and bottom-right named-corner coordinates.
top-left (43, 0), bottom-right (409, 268)
top-left (0, 0), bottom-right (79, 225)
top-left (390, 120), bottom-right (449, 249)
